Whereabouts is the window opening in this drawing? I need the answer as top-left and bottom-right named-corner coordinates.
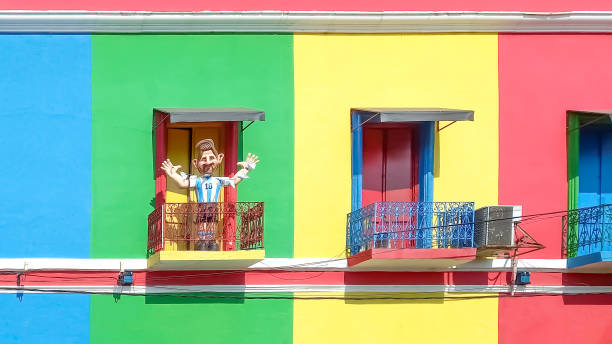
top-left (566, 110), bottom-right (612, 257)
top-left (348, 108), bottom-right (474, 254)
top-left (150, 108), bottom-right (265, 254)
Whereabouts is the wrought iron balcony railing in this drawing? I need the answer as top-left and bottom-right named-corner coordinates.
top-left (147, 202), bottom-right (264, 256)
top-left (562, 204), bottom-right (612, 258)
top-left (346, 201), bottom-right (475, 256)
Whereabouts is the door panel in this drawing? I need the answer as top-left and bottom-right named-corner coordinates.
top-left (191, 125), bottom-right (225, 202)
top-left (385, 128), bottom-right (418, 202)
top-left (601, 130), bottom-right (612, 205)
top-left (579, 127), bottom-right (612, 207)
top-left (362, 126), bottom-right (418, 206)
top-left (362, 128), bottom-right (384, 206)
top-left (165, 128), bottom-right (191, 251)
top-left (362, 125), bottom-right (420, 249)
top-left (578, 126), bottom-right (612, 255)
top-left (166, 128), bottom-right (191, 203)
top-left (602, 131), bottom-right (612, 252)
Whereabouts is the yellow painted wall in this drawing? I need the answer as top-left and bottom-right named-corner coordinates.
top-left (293, 34), bottom-right (499, 257)
top-left (293, 292), bottom-right (498, 344)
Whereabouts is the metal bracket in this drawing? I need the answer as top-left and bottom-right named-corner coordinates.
top-left (152, 113), bottom-right (170, 131)
top-left (351, 113), bottom-right (380, 132)
top-left (16, 262), bottom-right (28, 302)
top-left (567, 114), bottom-right (610, 132)
top-left (514, 222), bottom-right (546, 252)
top-left (241, 121), bottom-right (255, 132)
top-left (437, 121), bottom-right (457, 132)
top-left (510, 248), bottom-right (519, 296)
top-left (481, 222), bottom-right (546, 259)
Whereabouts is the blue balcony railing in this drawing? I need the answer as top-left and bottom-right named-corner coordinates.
top-left (563, 204), bottom-right (612, 258)
top-left (346, 202), bottom-right (475, 256)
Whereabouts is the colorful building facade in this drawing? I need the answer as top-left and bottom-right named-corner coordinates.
top-left (1, 1), bottom-right (611, 344)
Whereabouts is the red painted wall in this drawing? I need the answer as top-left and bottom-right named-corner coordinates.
top-left (3, 0), bottom-right (612, 11)
top-left (498, 34), bottom-right (612, 258)
top-left (499, 294), bottom-right (612, 344)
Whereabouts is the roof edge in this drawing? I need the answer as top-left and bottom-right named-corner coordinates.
top-left (3, 11), bottom-right (612, 33)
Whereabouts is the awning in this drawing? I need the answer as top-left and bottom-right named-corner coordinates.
top-left (351, 108), bottom-right (474, 128)
top-left (568, 110), bottom-right (612, 125)
top-left (154, 107), bottom-right (265, 123)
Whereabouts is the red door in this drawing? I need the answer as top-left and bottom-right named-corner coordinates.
top-left (362, 125), bottom-right (419, 248)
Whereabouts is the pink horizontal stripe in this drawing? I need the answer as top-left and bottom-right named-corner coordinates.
top-left (1, 271), bottom-right (610, 287)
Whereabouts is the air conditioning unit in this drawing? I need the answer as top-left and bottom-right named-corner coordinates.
top-left (474, 206), bottom-right (522, 248)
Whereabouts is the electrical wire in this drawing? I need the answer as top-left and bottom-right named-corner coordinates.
top-left (1, 285), bottom-right (611, 301)
top-left (1, 207), bottom-right (599, 285)
top-left (231, 205), bottom-right (578, 273)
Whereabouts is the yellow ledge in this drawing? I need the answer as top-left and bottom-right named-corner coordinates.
top-left (147, 250), bottom-right (266, 270)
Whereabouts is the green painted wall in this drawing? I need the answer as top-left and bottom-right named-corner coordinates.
top-left (91, 34), bottom-right (295, 258)
top-left (90, 294), bottom-right (293, 344)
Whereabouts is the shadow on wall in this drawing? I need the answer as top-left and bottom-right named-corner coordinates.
top-left (344, 271), bottom-right (492, 288)
top-left (562, 273), bottom-right (612, 305)
top-left (96, 293), bottom-right (246, 305)
top-left (561, 293), bottom-right (612, 305)
top-left (434, 126), bottom-right (441, 178)
top-left (344, 271), bottom-right (444, 287)
top-left (343, 292), bottom-right (445, 305)
top-left (143, 270), bottom-right (247, 304)
top-left (145, 292), bottom-right (246, 305)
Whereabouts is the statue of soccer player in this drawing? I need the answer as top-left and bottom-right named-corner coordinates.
top-left (160, 139), bottom-right (259, 251)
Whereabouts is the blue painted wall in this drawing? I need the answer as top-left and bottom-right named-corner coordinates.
top-left (0, 34), bottom-right (92, 257)
top-left (0, 294), bottom-right (90, 343)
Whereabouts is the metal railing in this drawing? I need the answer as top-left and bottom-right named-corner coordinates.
top-left (346, 201), bottom-right (475, 256)
top-left (562, 204), bottom-right (612, 258)
top-left (147, 202), bottom-right (264, 256)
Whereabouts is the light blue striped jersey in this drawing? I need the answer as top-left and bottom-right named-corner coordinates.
top-left (188, 174), bottom-right (233, 202)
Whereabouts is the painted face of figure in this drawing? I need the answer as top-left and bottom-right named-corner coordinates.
top-left (193, 149), bottom-right (224, 175)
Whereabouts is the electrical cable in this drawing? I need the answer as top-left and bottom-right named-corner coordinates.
top-left (1, 285), bottom-right (611, 301)
top-left (0, 287), bottom-right (612, 301)
top-left (224, 205), bottom-right (580, 274)
top-left (2, 207), bottom-right (602, 285)
top-left (153, 205), bottom-right (578, 279)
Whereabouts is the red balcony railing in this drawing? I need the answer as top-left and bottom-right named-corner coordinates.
top-left (147, 202), bottom-right (264, 255)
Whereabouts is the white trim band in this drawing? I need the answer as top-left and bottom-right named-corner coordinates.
top-left (0, 258), bottom-right (569, 272)
top-left (1, 284), bottom-right (611, 294)
top-left (0, 258), bottom-right (147, 271)
top-left (2, 11), bottom-right (612, 33)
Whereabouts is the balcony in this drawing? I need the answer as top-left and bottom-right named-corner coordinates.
top-left (346, 201), bottom-right (477, 269)
top-left (147, 202), bottom-right (265, 270)
top-left (563, 204), bottom-right (612, 272)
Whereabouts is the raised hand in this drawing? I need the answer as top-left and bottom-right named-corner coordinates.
top-left (237, 153), bottom-right (260, 170)
top-left (161, 158), bottom-right (182, 176)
